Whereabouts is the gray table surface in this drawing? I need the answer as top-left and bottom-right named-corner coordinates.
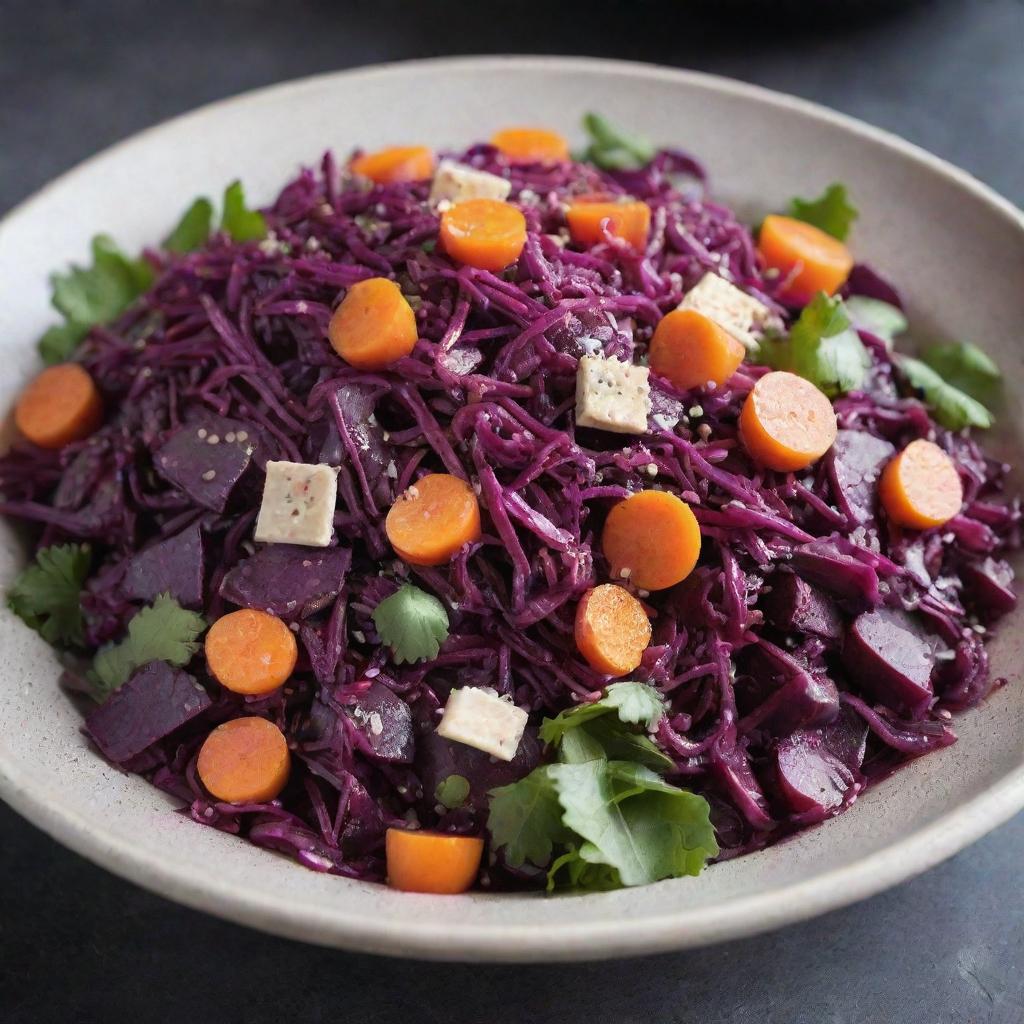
top-left (1, 1), bottom-right (1022, 1021)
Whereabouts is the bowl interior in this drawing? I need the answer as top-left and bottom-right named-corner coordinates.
top-left (0, 57), bottom-right (1022, 961)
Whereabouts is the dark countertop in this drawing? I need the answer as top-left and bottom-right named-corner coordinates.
top-left (1, 1), bottom-right (1022, 1021)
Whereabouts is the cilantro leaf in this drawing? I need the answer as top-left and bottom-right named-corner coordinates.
top-left (90, 594), bottom-right (206, 700)
top-left (546, 847), bottom-right (620, 892)
top-left (539, 681), bottom-right (666, 746)
top-left (844, 296), bottom-right (908, 346)
top-left (488, 765), bottom-right (566, 869)
top-left (758, 292), bottom-right (869, 397)
top-left (579, 112), bottom-right (656, 171)
top-left (164, 197), bottom-right (214, 253)
top-left (38, 322), bottom-right (88, 366)
top-left (898, 356), bottom-right (993, 430)
top-left (371, 583), bottom-right (449, 665)
top-left (221, 181), bottom-right (268, 242)
top-left (920, 342), bottom-right (1000, 406)
top-left (787, 183), bottom-right (858, 241)
top-left (7, 543), bottom-right (91, 646)
top-left (435, 774), bottom-right (471, 809)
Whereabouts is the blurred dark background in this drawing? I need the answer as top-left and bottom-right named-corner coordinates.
top-left (1, 1), bottom-right (1022, 1022)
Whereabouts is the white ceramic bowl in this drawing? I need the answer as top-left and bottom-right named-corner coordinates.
top-left (1, 56), bottom-right (1022, 962)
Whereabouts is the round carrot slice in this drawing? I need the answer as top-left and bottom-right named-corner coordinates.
top-left (739, 370), bottom-right (838, 472)
top-left (758, 214), bottom-right (853, 304)
top-left (350, 145), bottom-right (435, 184)
top-left (14, 363), bottom-right (103, 450)
top-left (439, 199), bottom-right (527, 272)
top-left (385, 473), bottom-right (482, 566)
top-left (649, 309), bottom-right (746, 392)
top-left (386, 828), bottom-right (484, 894)
top-left (566, 196), bottom-right (651, 251)
top-left (490, 127), bottom-right (569, 164)
top-left (575, 584), bottom-right (652, 676)
top-left (197, 717), bottom-right (290, 804)
top-left (328, 277), bottom-right (418, 370)
top-left (205, 609), bottom-right (297, 696)
top-left (879, 439), bottom-right (963, 530)
top-left (602, 491), bottom-right (701, 592)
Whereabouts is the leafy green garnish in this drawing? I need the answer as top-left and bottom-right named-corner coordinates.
top-left (787, 183), bottom-right (858, 241)
top-left (756, 292), bottom-right (869, 397)
top-left (920, 342), bottom-right (1000, 407)
top-left (164, 197), bottom-right (214, 253)
top-left (898, 356), bottom-right (993, 431)
top-left (435, 774), bottom-right (471, 810)
top-left (90, 594), bottom-right (206, 700)
top-left (844, 296), bottom-right (908, 345)
top-left (221, 180), bottom-right (268, 242)
top-left (488, 765), bottom-right (568, 870)
top-left (7, 543), bottom-right (91, 646)
top-left (579, 112), bottom-right (656, 171)
top-left (371, 583), bottom-right (450, 665)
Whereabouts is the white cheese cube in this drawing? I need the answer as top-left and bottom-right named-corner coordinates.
top-left (254, 461), bottom-right (338, 548)
top-left (678, 272), bottom-right (773, 351)
top-left (436, 687), bottom-right (528, 761)
top-left (429, 159), bottom-right (512, 207)
top-left (575, 355), bottom-right (650, 434)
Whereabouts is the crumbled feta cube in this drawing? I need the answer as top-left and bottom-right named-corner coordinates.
top-left (678, 272), bottom-right (773, 351)
top-left (429, 159), bottom-right (512, 206)
top-left (575, 355), bottom-right (650, 434)
top-left (253, 461), bottom-right (338, 547)
top-left (436, 686), bottom-right (528, 761)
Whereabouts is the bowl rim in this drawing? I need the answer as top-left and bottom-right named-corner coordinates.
top-left (1, 54), bottom-right (1022, 962)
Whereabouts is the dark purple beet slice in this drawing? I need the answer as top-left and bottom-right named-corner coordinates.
top-left (774, 731), bottom-right (851, 819)
top-left (827, 430), bottom-right (895, 524)
top-left (792, 540), bottom-right (880, 609)
top-left (961, 557), bottom-right (1017, 622)
top-left (341, 680), bottom-right (415, 764)
top-left (122, 523), bottom-right (205, 608)
top-left (761, 572), bottom-right (845, 645)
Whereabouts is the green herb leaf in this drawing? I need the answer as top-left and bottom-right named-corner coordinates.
top-left (90, 594), bottom-right (206, 700)
top-left (38, 322), bottom-right (89, 365)
top-left (787, 183), bottom-right (858, 241)
top-left (488, 765), bottom-right (567, 869)
top-left (899, 356), bottom-right (993, 430)
top-left (539, 681), bottom-right (666, 747)
top-left (371, 583), bottom-right (449, 665)
top-left (844, 296), bottom-right (908, 345)
top-left (546, 846), bottom-right (620, 893)
top-left (221, 180), bottom-right (268, 242)
top-left (435, 774), bottom-right (471, 809)
top-left (757, 292), bottom-right (869, 397)
top-left (7, 543), bottom-right (91, 646)
top-left (920, 342), bottom-right (1000, 406)
top-left (579, 112), bottom-right (656, 171)
top-left (164, 197), bottom-right (214, 253)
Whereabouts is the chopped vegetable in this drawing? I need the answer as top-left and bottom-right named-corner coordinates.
top-left (578, 112), bottom-right (655, 171)
top-left (439, 198), bottom-right (527, 271)
top-left (220, 180), bottom-right (267, 242)
top-left (205, 609), bottom-right (298, 695)
top-left (565, 196), bottom-right (651, 251)
top-left (739, 369), bottom-right (838, 472)
top-left (350, 145), bottom-right (435, 184)
top-left (328, 277), bottom-right (418, 370)
top-left (601, 490), bottom-right (701, 591)
top-left (7, 542), bottom-right (91, 646)
top-left (164, 197), bottom-right (214, 253)
top-left (90, 594), bottom-right (206, 701)
top-left (435, 774), bottom-right (471, 809)
top-left (879, 439), bottom-right (964, 530)
top-left (898, 356), bottom-right (993, 430)
top-left (197, 716), bottom-right (291, 803)
top-left (787, 183), bottom-right (858, 241)
top-left (385, 828), bottom-right (484, 894)
top-left (385, 473), bottom-right (481, 566)
top-left (574, 585), bottom-right (652, 676)
top-left (649, 308), bottom-right (746, 392)
top-left (490, 127), bottom-right (569, 164)
top-left (371, 582), bottom-right (450, 664)
top-left (14, 363), bottom-right (103, 450)
top-left (758, 214), bottom-right (853, 304)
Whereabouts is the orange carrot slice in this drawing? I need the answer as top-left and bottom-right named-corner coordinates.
top-left (439, 199), bottom-right (527, 272)
top-left (739, 370), bottom-right (838, 472)
top-left (490, 127), bottom-right (569, 164)
top-left (14, 363), bottom-right (103, 450)
top-left (350, 145), bottom-right (435, 184)
top-left (602, 490), bottom-right (701, 592)
top-left (328, 277), bottom-right (418, 370)
top-left (566, 196), bottom-right (651, 251)
top-left (879, 439), bottom-right (963, 529)
top-left (575, 584), bottom-right (652, 676)
top-left (205, 609), bottom-right (298, 696)
top-left (385, 473), bottom-right (481, 566)
top-left (649, 309), bottom-right (746, 392)
top-left (386, 828), bottom-right (484, 894)
top-left (197, 717), bottom-right (290, 804)
top-left (758, 215), bottom-right (853, 304)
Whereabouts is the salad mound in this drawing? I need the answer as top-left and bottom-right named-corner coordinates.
top-left (1, 115), bottom-right (1017, 894)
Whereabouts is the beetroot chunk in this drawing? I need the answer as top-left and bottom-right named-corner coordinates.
top-left (122, 523), bottom-right (205, 608)
top-left (827, 430), bottom-right (895, 524)
top-left (739, 640), bottom-right (839, 736)
top-left (761, 572), bottom-right (845, 645)
top-left (342, 680), bottom-right (415, 764)
top-left (961, 557), bottom-right (1017, 622)
top-left (791, 540), bottom-right (881, 610)
top-left (775, 731), bottom-right (852, 820)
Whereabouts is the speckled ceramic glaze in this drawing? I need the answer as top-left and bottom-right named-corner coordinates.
top-left (0, 57), bottom-right (1021, 962)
